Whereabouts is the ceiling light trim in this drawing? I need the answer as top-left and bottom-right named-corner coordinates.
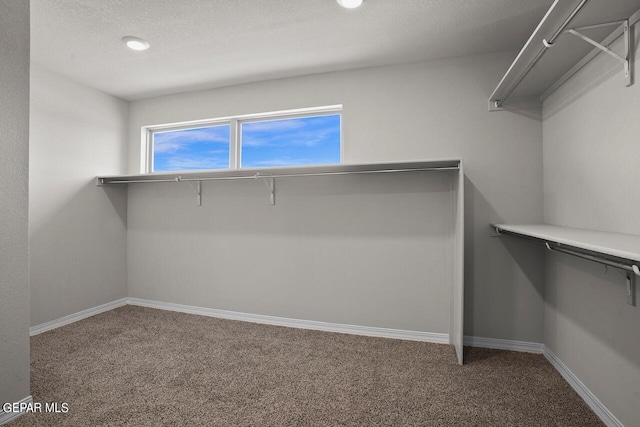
top-left (337, 0), bottom-right (363, 9)
top-left (122, 36), bottom-right (150, 51)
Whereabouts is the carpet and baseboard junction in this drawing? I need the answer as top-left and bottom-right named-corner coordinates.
top-left (1, 299), bottom-right (617, 426)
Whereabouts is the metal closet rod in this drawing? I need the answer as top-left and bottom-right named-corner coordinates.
top-left (496, 0), bottom-right (590, 107)
top-left (494, 226), bottom-right (638, 306)
top-left (100, 166), bottom-right (460, 185)
top-left (545, 242), bottom-right (640, 276)
top-left (493, 226), bottom-right (640, 276)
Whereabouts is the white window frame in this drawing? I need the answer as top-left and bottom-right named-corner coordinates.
top-left (142, 105), bottom-right (343, 174)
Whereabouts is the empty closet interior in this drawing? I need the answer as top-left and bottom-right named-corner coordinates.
top-left (2, 0), bottom-right (639, 426)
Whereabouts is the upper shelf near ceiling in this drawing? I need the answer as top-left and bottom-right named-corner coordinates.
top-left (489, 0), bottom-right (640, 111)
top-left (96, 159), bottom-right (462, 188)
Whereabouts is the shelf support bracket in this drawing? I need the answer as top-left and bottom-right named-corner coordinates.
top-left (565, 19), bottom-right (633, 86)
top-left (176, 176), bottom-right (202, 206)
top-left (626, 270), bottom-right (636, 306)
top-left (255, 174), bottom-right (275, 205)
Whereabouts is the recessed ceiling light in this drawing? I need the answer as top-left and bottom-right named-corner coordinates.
top-left (337, 0), bottom-right (363, 9)
top-left (122, 36), bottom-right (150, 51)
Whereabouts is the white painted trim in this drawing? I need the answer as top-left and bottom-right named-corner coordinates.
top-left (29, 298), bottom-right (128, 336)
top-left (543, 347), bottom-right (624, 427)
top-left (464, 337), bottom-right (621, 426)
top-left (23, 299), bottom-right (624, 427)
top-left (463, 335), bottom-right (545, 353)
top-left (0, 395), bottom-right (33, 425)
top-left (127, 298), bottom-right (450, 344)
top-left (144, 105), bottom-right (343, 132)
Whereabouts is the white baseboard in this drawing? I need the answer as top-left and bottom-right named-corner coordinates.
top-left (465, 337), bottom-right (619, 426)
top-left (0, 395), bottom-right (33, 425)
top-left (30, 298), bottom-right (128, 336)
top-left (543, 347), bottom-right (623, 427)
top-left (127, 297), bottom-right (450, 344)
top-left (463, 335), bottom-right (544, 353)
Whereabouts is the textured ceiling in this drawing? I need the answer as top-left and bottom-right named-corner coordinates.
top-left (31, 0), bottom-right (554, 100)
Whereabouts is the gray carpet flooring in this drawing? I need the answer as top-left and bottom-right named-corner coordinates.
top-left (10, 306), bottom-right (603, 426)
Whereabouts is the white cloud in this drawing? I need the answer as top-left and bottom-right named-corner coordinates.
top-left (242, 119), bottom-right (305, 133)
top-left (162, 156), bottom-right (229, 171)
top-left (242, 128), bottom-right (339, 148)
top-left (246, 157), bottom-right (336, 167)
top-left (154, 127), bottom-right (230, 153)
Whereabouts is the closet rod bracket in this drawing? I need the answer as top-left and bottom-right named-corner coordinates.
top-left (626, 271), bottom-right (636, 306)
top-left (177, 176), bottom-right (202, 206)
top-left (565, 19), bottom-right (633, 86)
top-left (255, 174), bottom-right (275, 205)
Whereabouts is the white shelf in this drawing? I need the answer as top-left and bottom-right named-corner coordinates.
top-left (489, 0), bottom-right (640, 110)
top-left (492, 224), bottom-right (639, 306)
top-left (97, 158), bottom-right (466, 364)
top-left (492, 224), bottom-right (640, 262)
top-left (96, 159), bottom-right (461, 185)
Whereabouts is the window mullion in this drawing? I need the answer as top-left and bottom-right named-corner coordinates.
top-left (229, 119), bottom-right (239, 169)
top-left (145, 128), bottom-right (153, 173)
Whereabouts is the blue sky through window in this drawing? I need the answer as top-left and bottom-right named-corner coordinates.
top-left (153, 125), bottom-right (230, 172)
top-left (241, 115), bottom-right (341, 168)
top-left (152, 114), bottom-right (341, 172)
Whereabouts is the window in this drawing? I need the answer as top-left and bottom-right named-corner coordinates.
top-left (241, 115), bottom-right (341, 168)
top-left (146, 106), bottom-right (342, 173)
top-left (152, 124), bottom-right (230, 172)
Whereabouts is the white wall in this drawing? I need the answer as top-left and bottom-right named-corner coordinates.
top-left (128, 173), bottom-right (456, 332)
top-left (128, 53), bottom-right (545, 341)
top-left (29, 66), bottom-right (129, 326)
top-left (0, 0), bottom-right (30, 406)
top-left (543, 33), bottom-right (640, 426)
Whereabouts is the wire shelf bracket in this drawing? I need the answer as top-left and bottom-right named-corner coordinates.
top-left (176, 174), bottom-right (275, 206)
top-left (256, 174), bottom-right (275, 206)
top-left (177, 176), bottom-right (202, 206)
top-left (558, 19), bottom-right (634, 87)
